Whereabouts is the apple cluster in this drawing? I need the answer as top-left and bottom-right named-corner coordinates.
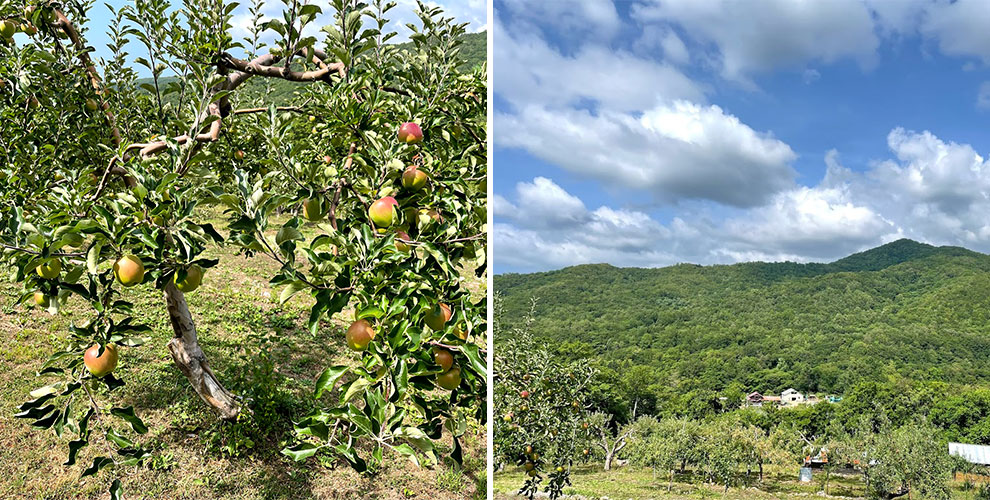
top-left (307, 121), bottom-right (466, 391)
top-left (32, 252), bottom-right (204, 378)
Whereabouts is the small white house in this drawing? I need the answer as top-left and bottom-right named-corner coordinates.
top-left (782, 388), bottom-right (805, 406)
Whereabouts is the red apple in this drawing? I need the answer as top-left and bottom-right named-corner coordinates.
top-left (84, 344), bottom-right (118, 377)
top-left (433, 347), bottom-right (453, 372)
top-left (346, 319), bottom-right (375, 351)
top-left (397, 122), bottom-right (423, 144)
top-left (395, 230), bottom-right (412, 252)
top-left (424, 303), bottom-right (452, 331)
top-left (436, 365), bottom-right (461, 390)
top-left (368, 196), bottom-right (399, 228)
top-left (520, 390), bottom-right (530, 399)
top-left (402, 165), bottom-right (428, 191)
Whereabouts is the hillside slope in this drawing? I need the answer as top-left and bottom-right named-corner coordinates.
top-left (495, 239), bottom-right (990, 398)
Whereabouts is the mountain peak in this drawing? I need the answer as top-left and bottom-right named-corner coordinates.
top-left (830, 238), bottom-right (975, 272)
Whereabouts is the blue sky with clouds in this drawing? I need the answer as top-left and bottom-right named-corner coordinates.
top-left (75, 0), bottom-right (486, 77)
top-left (493, 0), bottom-right (990, 273)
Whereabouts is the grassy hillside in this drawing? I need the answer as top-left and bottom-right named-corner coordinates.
top-left (495, 239), bottom-right (990, 403)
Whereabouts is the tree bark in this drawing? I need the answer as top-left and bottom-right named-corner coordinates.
top-left (163, 282), bottom-right (240, 420)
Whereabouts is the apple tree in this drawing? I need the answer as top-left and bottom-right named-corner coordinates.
top-left (494, 297), bottom-right (594, 499)
top-left (0, 0), bottom-right (486, 496)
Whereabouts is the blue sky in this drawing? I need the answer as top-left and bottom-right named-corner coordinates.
top-left (494, 0), bottom-right (990, 273)
top-left (73, 0), bottom-right (486, 78)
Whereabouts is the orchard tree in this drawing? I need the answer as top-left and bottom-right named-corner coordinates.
top-left (494, 297), bottom-right (595, 500)
top-left (586, 411), bottom-right (635, 471)
top-left (1, 0), bottom-right (486, 496)
top-left (625, 416), bottom-right (685, 492)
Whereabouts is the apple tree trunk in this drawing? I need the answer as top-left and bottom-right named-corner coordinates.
top-left (163, 282), bottom-right (240, 420)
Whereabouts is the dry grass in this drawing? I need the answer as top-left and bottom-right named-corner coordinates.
top-left (0, 207), bottom-right (486, 500)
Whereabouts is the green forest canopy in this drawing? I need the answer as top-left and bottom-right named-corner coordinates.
top-left (495, 239), bottom-right (990, 415)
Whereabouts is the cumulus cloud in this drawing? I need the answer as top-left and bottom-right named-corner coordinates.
top-left (497, 127), bottom-right (990, 273)
top-left (498, 0), bottom-right (621, 40)
top-left (494, 178), bottom-right (689, 270)
top-left (631, 0), bottom-right (879, 84)
top-left (494, 176), bottom-right (896, 272)
top-left (496, 101), bottom-right (797, 207)
top-left (722, 186), bottom-right (895, 260)
top-left (634, 26), bottom-right (690, 65)
top-left (495, 17), bottom-right (704, 112)
top-left (919, 0), bottom-right (990, 63)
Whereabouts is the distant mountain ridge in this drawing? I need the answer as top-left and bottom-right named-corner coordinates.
top-left (494, 239), bottom-right (990, 403)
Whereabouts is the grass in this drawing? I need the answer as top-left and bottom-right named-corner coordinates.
top-left (0, 205), bottom-right (486, 500)
top-left (494, 464), bottom-right (985, 499)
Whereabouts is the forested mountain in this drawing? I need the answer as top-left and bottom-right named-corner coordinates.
top-left (495, 239), bottom-right (990, 417)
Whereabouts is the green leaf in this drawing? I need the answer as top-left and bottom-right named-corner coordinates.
top-left (341, 377), bottom-right (372, 404)
top-left (393, 443), bottom-right (420, 466)
top-left (276, 226), bottom-right (303, 246)
top-left (64, 439), bottom-right (88, 466)
top-left (281, 442), bottom-right (321, 461)
top-left (397, 426), bottom-right (434, 456)
top-left (81, 456), bottom-right (113, 478)
top-left (87, 240), bottom-right (102, 274)
top-left (461, 344), bottom-right (487, 378)
top-left (279, 280), bottom-right (308, 305)
top-left (110, 407), bottom-right (148, 434)
top-left (109, 479), bottom-right (122, 500)
top-left (314, 365), bottom-right (349, 398)
top-left (355, 305), bottom-right (384, 320)
top-left (106, 429), bottom-right (134, 448)
top-left (14, 404), bottom-right (55, 420)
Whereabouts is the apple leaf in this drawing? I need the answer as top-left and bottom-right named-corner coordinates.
top-left (314, 365), bottom-right (348, 399)
top-left (281, 442), bottom-right (321, 461)
top-left (110, 407), bottom-right (147, 434)
top-left (63, 439), bottom-right (88, 466)
top-left (109, 479), bottom-right (122, 500)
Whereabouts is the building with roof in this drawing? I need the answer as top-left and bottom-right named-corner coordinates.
top-left (782, 388), bottom-right (805, 406)
top-left (950, 443), bottom-right (990, 465)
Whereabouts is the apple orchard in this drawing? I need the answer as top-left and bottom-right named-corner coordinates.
top-left (0, 0), bottom-right (486, 497)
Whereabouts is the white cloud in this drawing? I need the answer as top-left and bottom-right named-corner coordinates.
top-left (493, 175), bottom-right (897, 272)
top-left (496, 101), bottom-right (797, 207)
top-left (723, 185), bottom-right (895, 260)
top-left (494, 17), bottom-right (704, 112)
top-left (631, 0), bottom-right (879, 84)
top-left (634, 26), bottom-right (690, 65)
top-left (495, 126), bottom-right (990, 273)
top-left (494, 178), bottom-right (688, 270)
top-left (498, 0), bottom-right (620, 40)
top-left (920, 0), bottom-right (990, 63)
